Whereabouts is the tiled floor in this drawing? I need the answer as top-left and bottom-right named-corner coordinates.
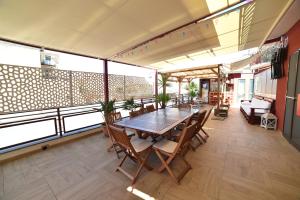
top-left (0, 108), bottom-right (300, 200)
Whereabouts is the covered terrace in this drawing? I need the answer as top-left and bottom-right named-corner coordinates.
top-left (0, 0), bottom-right (300, 200)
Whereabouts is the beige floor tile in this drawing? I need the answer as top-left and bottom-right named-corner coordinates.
top-left (0, 108), bottom-right (299, 200)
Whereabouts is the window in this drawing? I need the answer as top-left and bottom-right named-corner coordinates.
top-left (249, 79), bottom-right (254, 99)
top-left (237, 79), bottom-right (246, 102)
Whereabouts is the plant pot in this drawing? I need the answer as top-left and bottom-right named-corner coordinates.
top-left (102, 125), bottom-right (109, 137)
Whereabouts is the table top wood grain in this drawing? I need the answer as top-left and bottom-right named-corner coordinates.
top-left (114, 108), bottom-right (198, 135)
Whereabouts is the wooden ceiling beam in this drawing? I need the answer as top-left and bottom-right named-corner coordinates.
top-left (168, 79), bottom-right (189, 83)
top-left (170, 72), bottom-right (216, 77)
top-left (165, 65), bottom-right (220, 74)
top-left (185, 75), bottom-right (218, 79)
top-left (211, 68), bottom-right (218, 75)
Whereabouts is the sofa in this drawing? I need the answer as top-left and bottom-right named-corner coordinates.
top-left (240, 96), bottom-right (275, 124)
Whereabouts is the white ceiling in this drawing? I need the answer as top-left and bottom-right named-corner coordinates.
top-left (146, 0), bottom-right (294, 72)
top-left (268, 0), bottom-right (300, 40)
top-left (0, 0), bottom-right (222, 56)
top-left (0, 0), bottom-right (294, 72)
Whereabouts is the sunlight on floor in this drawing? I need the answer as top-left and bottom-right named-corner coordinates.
top-left (127, 186), bottom-right (156, 200)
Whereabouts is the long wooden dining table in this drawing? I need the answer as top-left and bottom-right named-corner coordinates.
top-left (114, 107), bottom-right (198, 135)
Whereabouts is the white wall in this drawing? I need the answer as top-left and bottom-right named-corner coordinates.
top-left (254, 68), bottom-right (277, 99)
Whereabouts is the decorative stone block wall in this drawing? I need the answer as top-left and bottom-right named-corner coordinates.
top-left (0, 64), bottom-right (153, 113)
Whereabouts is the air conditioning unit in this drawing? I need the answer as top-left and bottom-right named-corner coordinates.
top-left (40, 51), bottom-right (59, 67)
top-left (40, 51), bottom-right (59, 79)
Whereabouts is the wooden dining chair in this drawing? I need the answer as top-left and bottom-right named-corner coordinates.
top-left (153, 123), bottom-right (197, 184)
top-left (108, 125), bottom-right (153, 185)
top-left (129, 110), bottom-right (150, 139)
top-left (104, 113), bottom-right (123, 158)
top-left (199, 108), bottom-right (212, 139)
top-left (172, 116), bottom-right (193, 141)
top-left (146, 104), bottom-right (155, 112)
top-left (192, 110), bottom-right (207, 147)
top-left (106, 112), bottom-right (135, 158)
top-left (113, 111), bottom-right (136, 137)
top-left (138, 106), bottom-right (146, 114)
top-left (129, 110), bottom-right (140, 118)
top-left (178, 103), bottom-right (191, 109)
top-left (113, 111), bottom-right (122, 121)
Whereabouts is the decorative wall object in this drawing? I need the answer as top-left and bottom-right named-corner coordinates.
top-left (0, 64), bottom-right (154, 113)
top-left (72, 71), bottom-right (104, 105)
top-left (0, 65), bottom-right (71, 113)
top-left (108, 74), bottom-right (154, 101)
top-left (108, 74), bottom-right (125, 101)
top-left (125, 76), bottom-right (153, 99)
top-left (254, 68), bottom-right (277, 99)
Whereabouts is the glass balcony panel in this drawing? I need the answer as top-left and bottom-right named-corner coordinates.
top-left (0, 120), bottom-right (56, 149)
top-left (63, 112), bottom-right (103, 133)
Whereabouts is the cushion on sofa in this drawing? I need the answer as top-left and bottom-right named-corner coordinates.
top-left (241, 98), bottom-right (271, 116)
top-left (250, 98), bottom-right (271, 109)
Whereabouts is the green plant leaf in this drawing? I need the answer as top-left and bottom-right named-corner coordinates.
top-left (123, 97), bottom-right (138, 110)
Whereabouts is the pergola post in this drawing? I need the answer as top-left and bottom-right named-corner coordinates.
top-left (178, 80), bottom-right (181, 96)
top-left (186, 78), bottom-right (193, 103)
top-left (176, 77), bottom-right (184, 95)
top-left (103, 59), bottom-right (109, 103)
top-left (176, 77), bottom-right (184, 105)
top-left (217, 65), bottom-right (221, 112)
top-left (155, 70), bottom-right (158, 109)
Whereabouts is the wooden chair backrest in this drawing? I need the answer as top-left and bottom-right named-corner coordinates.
top-left (195, 110), bottom-right (207, 132)
top-left (107, 112), bottom-right (122, 124)
top-left (138, 107), bottom-right (145, 114)
top-left (129, 110), bottom-right (140, 118)
top-left (108, 125), bottom-right (137, 154)
top-left (146, 104), bottom-right (155, 112)
top-left (185, 116), bottom-right (193, 127)
top-left (178, 103), bottom-right (191, 109)
top-left (175, 123), bottom-right (197, 153)
top-left (201, 108), bottom-right (212, 127)
top-left (106, 112), bottom-right (115, 125)
top-left (114, 112), bottom-right (122, 121)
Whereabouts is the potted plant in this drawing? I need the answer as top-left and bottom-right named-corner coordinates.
top-left (186, 82), bottom-right (199, 103)
top-left (123, 97), bottom-right (138, 111)
top-left (189, 90), bottom-right (198, 103)
top-left (156, 93), bottom-right (171, 109)
top-left (158, 73), bottom-right (171, 108)
top-left (99, 99), bottom-right (116, 136)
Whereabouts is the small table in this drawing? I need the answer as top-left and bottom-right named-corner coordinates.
top-left (114, 108), bottom-right (196, 135)
top-left (260, 113), bottom-right (277, 130)
top-left (219, 105), bottom-right (229, 117)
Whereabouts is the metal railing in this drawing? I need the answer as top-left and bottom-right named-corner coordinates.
top-left (0, 104), bottom-right (107, 152)
top-left (0, 95), bottom-right (190, 153)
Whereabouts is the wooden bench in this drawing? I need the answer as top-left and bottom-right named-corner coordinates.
top-left (240, 96), bottom-right (275, 124)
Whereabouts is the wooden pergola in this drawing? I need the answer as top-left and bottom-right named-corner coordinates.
top-left (159, 64), bottom-right (222, 110)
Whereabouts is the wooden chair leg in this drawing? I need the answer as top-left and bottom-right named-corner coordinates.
top-left (179, 152), bottom-right (191, 169)
top-left (155, 149), bottom-right (178, 183)
top-left (108, 141), bottom-right (122, 159)
top-left (176, 154), bottom-right (192, 182)
top-left (142, 149), bottom-right (153, 171)
top-left (136, 130), bottom-right (149, 139)
top-left (157, 154), bottom-right (174, 172)
top-left (201, 127), bottom-right (209, 137)
top-left (132, 150), bottom-right (152, 185)
top-left (190, 137), bottom-right (202, 150)
top-left (116, 154), bottom-right (128, 172)
top-left (196, 132), bottom-right (206, 143)
top-left (189, 142), bottom-right (196, 152)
